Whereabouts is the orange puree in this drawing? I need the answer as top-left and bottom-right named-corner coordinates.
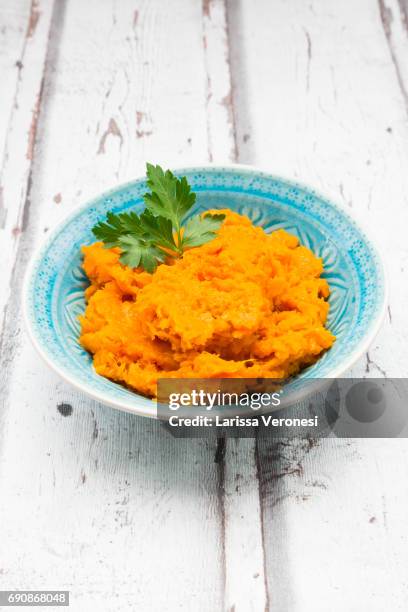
top-left (79, 210), bottom-right (335, 397)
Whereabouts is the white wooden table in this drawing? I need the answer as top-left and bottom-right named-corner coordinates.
top-left (1, 1), bottom-right (408, 610)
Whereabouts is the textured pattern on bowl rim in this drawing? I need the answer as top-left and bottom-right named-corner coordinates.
top-left (23, 165), bottom-right (387, 417)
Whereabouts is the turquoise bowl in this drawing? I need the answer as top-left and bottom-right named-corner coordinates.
top-left (23, 166), bottom-right (387, 417)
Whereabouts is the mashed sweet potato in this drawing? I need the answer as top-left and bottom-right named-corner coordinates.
top-left (79, 210), bottom-right (335, 397)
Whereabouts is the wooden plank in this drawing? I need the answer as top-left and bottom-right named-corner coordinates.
top-left (202, 2), bottom-right (268, 609)
top-left (256, 437), bottom-right (408, 611)
top-left (0, 0), bottom-right (30, 173)
top-left (0, 2), bottom-right (226, 609)
top-left (0, 0), bottom-right (56, 331)
top-left (226, 0), bottom-right (408, 608)
top-left (202, 0), bottom-right (238, 161)
top-left (378, 0), bottom-right (408, 114)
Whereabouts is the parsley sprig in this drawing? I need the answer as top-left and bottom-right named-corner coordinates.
top-left (92, 164), bottom-right (225, 273)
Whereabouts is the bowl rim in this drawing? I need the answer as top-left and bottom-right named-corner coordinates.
top-left (22, 163), bottom-right (388, 418)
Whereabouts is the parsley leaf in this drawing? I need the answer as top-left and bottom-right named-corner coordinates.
top-left (92, 212), bottom-right (127, 247)
top-left (181, 213), bottom-right (226, 248)
top-left (118, 235), bottom-right (166, 273)
top-left (138, 210), bottom-right (178, 253)
top-left (91, 163), bottom-right (225, 273)
top-left (143, 164), bottom-right (196, 229)
top-left (92, 211), bottom-right (144, 245)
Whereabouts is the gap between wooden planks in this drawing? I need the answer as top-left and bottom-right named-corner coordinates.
top-left (202, 1), bottom-right (269, 610)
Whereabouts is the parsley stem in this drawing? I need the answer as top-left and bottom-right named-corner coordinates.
top-left (175, 222), bottom-right (183, 256)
